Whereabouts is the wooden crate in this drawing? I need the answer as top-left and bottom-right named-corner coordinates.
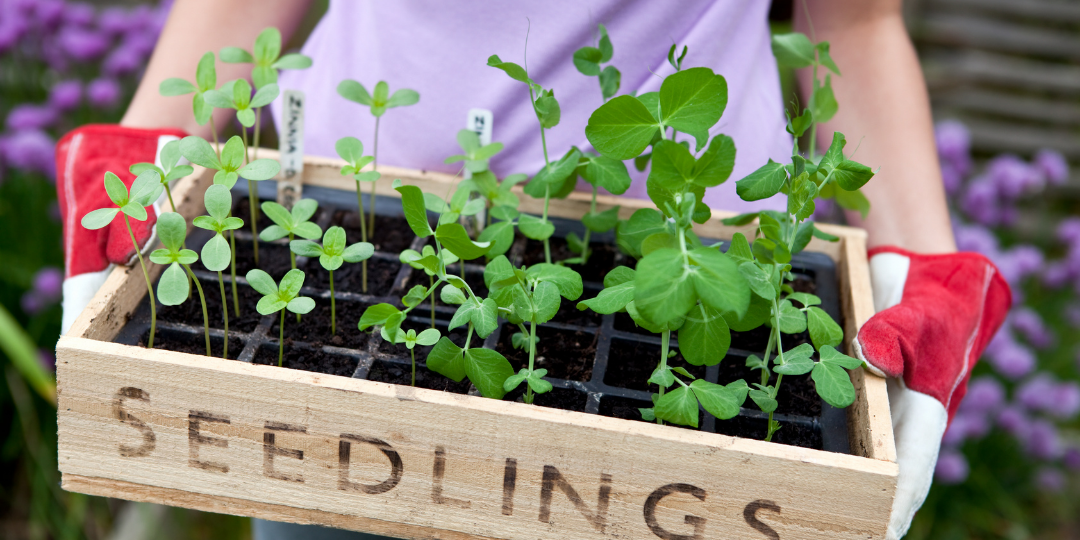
top-left (57, 154), bottom-right (896, 540)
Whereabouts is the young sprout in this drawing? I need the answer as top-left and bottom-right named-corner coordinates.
top-left (180, 135), bottom-right (280, 269)
top-left (289, 226), bottom-right (373, 334)
top-left (159, 51), bottom-right (222, 155)
top-left (81, 170), bottom-right (163, 348)
top-left (337, 79), bottom-right (419, 238)
top-left (567, 152), bottom-right (631, 264)
top-left (246, 268), bottom-right (315, 367)
top-left (400, 245), bottom-right (459, 328)
top-left (129, 139), bottom-right (194, 213)
top-left (398, 328), bottom-right (441, 387)
top-left (150, 212), bottom-right (211, 357)
top-left (193, 185), bottom-right (244, 358)
top-left (444, 129), bottom-right (504, 175)
top-left (334, 136), bottom-right (379, 292)
top-left (220, 27), bottom-right (313, 160)
top-left (572, 23), bottom-right (621, 101)
top-left (259, 199), bottom-right (322, 269)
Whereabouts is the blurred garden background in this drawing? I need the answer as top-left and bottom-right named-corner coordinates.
top-left (2, 0), bottom-right (1079, 538)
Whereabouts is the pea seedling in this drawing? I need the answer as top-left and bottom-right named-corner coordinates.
top-left (247, 268), bottom-right (315, 366)
top-left (572, 23), bottom-right (621, 102)
top-left (289, 226), bottom-right (374, 334)
top-left (400, 328), bottom-right (441, 386)
top-left (259, 199), bottom-right (323, 270)
top-left (337, 79), bottom-right (419, 241)
top-left (81, 170), bottom-right (163, 348)
top-left (129, 140), bottom-right (194, 214)
top-left (150, 212), bottom-right (211, 357)
top-left (193, 184), bottom-right (244, 358)
top-left (334, 136), bottom-right (380, 292)
top-left (400, 245), bottom-right (459, 328)
top-left (158, 51), bottom-right (222, 155)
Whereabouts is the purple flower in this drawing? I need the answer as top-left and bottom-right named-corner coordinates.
top-left (33, 267), bottom-right (62, 299)
top-left (954, 222), bottom-right (999, 256)
top-left (812, 197), bottom-right (834, 221)
top-left (32, 0), bottom-right (64, 30)
top-left (0, 129), bottom-right (55, 178)
top-left (38, 349), bottom-right (55, 372)
top-left (960, 377), bottom-right (1005, 415)
top-left (102, 46), bottom-right (142, 77)
top-left (1050, 382), bottom-right (1080, 420)
top-left (48, 80), bottom-right (82, 111)
top-left (1034, 149), bottom-right (1069, 185)
top-left (987, 335), bottom-right (1035, 379)
top-left (997, 405), bottom-right (1029, 435)
top-left (1035, 468), bottom-right (1066, 492)
top-left (1042, 262), bottom-right (1071, 289)
top-left (988, 154), bottom-right (1041, 200)
top-left (1024, 420), bottom-right (1063, 460)
top-left (1017, 374), bottom-right (1057, 411)
top-left (97, 7), bottom-right (130, 36)
top-left (942, 411), bottom-right (990, 447)
top-left (63, 3), bottom-right (96, 27)
top-left (1009, 307), bottom-right (1053, 349)
top-left (1064, 448), bottom-right (1080, 471)
top-left (936, 120), bottom-right (973, 176)
top-left (935, 450), bottom-right (969, 484)
top-left (1056, 217), bottom-right (1080, 245)
top-left (86, 78), bottom-right (121, 108)
top-left (5, 104), bottom-right (58, 131)
top-left (0, 15), bottom-right (28, 55)
top-left (940, 162), bottom-right (964, 196)
top-left (57, 25), bottom-right (110, 61)
top-left (961, 178), bottom-right (1001, 226)
top-left (119, 30), bottom-right (157, 58)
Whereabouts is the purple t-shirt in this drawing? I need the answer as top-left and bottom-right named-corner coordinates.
top-left (273, 0), bottom-right (790, 213)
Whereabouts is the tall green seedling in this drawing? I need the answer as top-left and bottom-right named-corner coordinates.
top-left (334, 136), bottom-right (381, 292)
top-left (337, 79), bottom-right (419, 240)
top-left (159, 52), bottom-right (222, 155)
top-left (247, 268), bottom-right (315, 366)
top-left (290, 226), bottom-right (374, 334)
top-left (573, 23), bottom-right (621, 101)
top-left (80, 170), bottom-right (164, 348)
top-left (400, 245), bottom-right (458, 328)
top-left (150, 212), bottom-right (211, 356)
top-left (259, 199), bottom-right (322, 270)
top-left (193, 185), bottom-right (244, 358)
top-left (129, 140), bottom-right (194, 213)
top-left (401, 328), bottom-right (441, 387)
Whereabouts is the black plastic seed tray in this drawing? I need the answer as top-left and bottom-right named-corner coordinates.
top-left (114, 186), bottom-right (850, 454)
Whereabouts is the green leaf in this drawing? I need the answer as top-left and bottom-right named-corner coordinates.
top-left (435, 223), bottom-right (490, 260)
top-left (809, 76), bottom-right (837, 124)
top-left (812, 224), bottom-right (840, 242)
top-left (440, 284), bottom-right (466, 305)
top-left (527, 264), bottom-right (583, 300)
top-left (816, 41), bottom-right (841, 75)
top-left (720, 213), bottom-right (757, 227)
top-left (749, 388), bottom-right (778, 413)
top-left (577, 268), bottom-right (635, 314)
top-left (774, 343), bottom-right (816, 376)
top-left (202, 185), bottom-right (231, 221)
top-left (245, 269), bottom-right (278, 296)
top-left (812, 362), bottom-right (856, 408)
top-left (253, 27), bottom-right (281, 64)
top-left (120, 202), bottom-right (147, 221)
top-left (159, 78), bottom-right (196, 97)
top-left (292, 221), bottom-right (323, 240)
top-left (736, 160), bottom-right (787, 201)
top-left (787, 292), bottom-right (821, 308)
top-left (201, 234), bottom-right (231, 272)
top-left (739, 262), bottom-right (775, 300)
top-left (691, 379), bottom-right (748, 420)
top-left (486, 55), bottom-right (529, 83)
top-left (287, 297), bottom-right (315, 315)
top-left (250, 83), bottom-right (279, 108)
top-left (581, 206), bottom-right (620, 233)
top-left (776, 300), bottom-right (807, 334)
top-left (679, 305), bottom-right (730, 366)
top-left (180, 136), bottom-right (220, 170)
top-left (259, 225), bottom-right (288, 242)
top-left (337, 79), bottom-right (373, 106)
top-left (156, 263), bottom-right (189, 306)
top-left (688, 248), bottom-right (749, 318)
top-left (599, 65), bottom-right (621, 100)
top-left (654, 386), bottom-right (698, 428)
top-left (237, 108), bottom-right (256, 127)
top-left (256, 296), bottom-right (287, 315)
top-left (220, 46), bottom-right (253, 64)
top-left (335, 136), bottom-right (365, 167)
top-left (788, 108), bottom-right (813, 138)
top-left (386, 88), bottom-right (420, 108)
top-left (471, 298), bottom-right (499, 338)
top-left (572, 46), bottom-right (602, 75)
top-left (724, 233), bottom-right (754, 265)
top-left (342, 242), bottom-right (374, 263)
top-left (130, 170), bottom-right (164, 206)
top-left (634, 249), bottom-right (694, 328)
top-left (427, 338), bottom-right (466, 381)
top-left (771, 32), bottom-right (815, 68)
top-left (517, 214), bottom-right (555, 241)
top-left (401, 284), bottom-right (427, 309)
top-left (819, 132), bottom-right (846, 176)
top-left (585, 94), bottom-right (660, 160)
top-left (659, 67), bottom-right (728, 134)
top-left (832, 160), bottom-right (874, 191)
top-left (819, 345), bottom-right (863, 369)
top-left (531, 281), bottom-right (562, 324)
top-left (157, 212), bottom-right (187, 251)
top-left (580, 155), bottom-right (631, 195)
top-left (273, 53), bottom-right (312, 70)
top-left (195, 51), bottom-right (216, 88)
top-left (834, 187), bottom-right (871, 219)
top-left (358, 303), bottom-right (401, 331)
top-left (616, 208), bottom-right (667, 259)
top-left (394, 179), bottom-right (433, 238)
top-left (102, 171), bottom-right (129, 205)
top-left (693, 134), bottom-right (736, 187)
top-left (464, 348), bottom-right (515, 399)
top-left (261, 201), bottom-right (293, 229)
top-left (806, 307), bottom-right (843, 350)
top-left (81, 208), bottom-right (119, 230)
top-left (278, 269), bottom-right (305, 299)
top-left (478, 220), bottom-right (514, 257)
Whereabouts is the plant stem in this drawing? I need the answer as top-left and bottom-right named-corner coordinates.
top-left (228, 228), bottom-right (239, 317)
top-left (217, 271), bottom-right (229, 359)
top-left (164, 185), bottom-right (177, 213)
top-left (581, 186), bottom-right (598, 264)
top-left (542, 186), bottom-right (552, 264)
top-left (182, 264), bottom-right (211, 357)
top-left (429, 274), bottom-right (435, 329)
top-left (242, 126), bottom-right (259, 265)
top-left (253, 108), bottom-right (260, 160)
top-left (657, 329), bottom-right (671, 425)
top-left (356, 179), bottom-right (369, 293)
top-left (209, 115), bottom-right (220, 160)
top-left (525, 321), bottom-right (538, 404)
top-left (527, 83), bottom-right (554, 265)
top-left (369, 116), bottom-right (380, 235)
top-left (330, 269), bottom-right (336, 335)
top-left (288, 232), bottom-right (296, 269)
top-left (410, 348), bottom-right (416, 387)
top-left (808, 62), bottom-right (819, 160)
top-left (124, 215), bottom-right (156, 349)
top-left (278, 310), bottom-right (285, 367)
top-left (765, 297), bottom-right (787, 442)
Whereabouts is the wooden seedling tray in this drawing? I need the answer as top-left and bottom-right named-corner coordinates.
top-left (57, 153), bottom-right (896, 540)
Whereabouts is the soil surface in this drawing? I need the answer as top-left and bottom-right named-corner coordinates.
top-left (253, 343), bottom-right (359, 377)
top-left (335, 211), bottom-right (417, 254)
top-left (303, 257), bottom-right (402, 298)
top-left (268, 298), bottom-right (373, 350)
top-left (505, 386), bottom-right (589, 412)
top-left (138, 329), bottom-right (243, 360)
top-left (366, 359), bottom-right (473, 393)
top-left (232, 239), bottom-right (294, 280)
top-left (234, 197), bottom-right (325, 234)
top-left (496, 324), bottom-right (596, 382)
top-left (157, 276), bottom-right (265, 334)
top-left (521, 237), bottom-right (625, 284)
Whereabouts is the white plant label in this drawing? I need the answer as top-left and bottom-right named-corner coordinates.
top-left (278, 90), bottom-right (305, 208)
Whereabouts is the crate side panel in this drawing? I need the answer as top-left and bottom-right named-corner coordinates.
top-left (58, 338), bottom-right (895, 540)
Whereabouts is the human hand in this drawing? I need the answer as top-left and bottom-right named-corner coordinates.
top-left (852, 246), bottom-right (1011, 539)
top-left (56, 124), bottom-right (188, 334)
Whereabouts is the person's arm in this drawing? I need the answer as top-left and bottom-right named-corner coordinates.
top-left (121, 0), bottom-right (313, 136)
top-left (795, 0), bottom-right (956, 254)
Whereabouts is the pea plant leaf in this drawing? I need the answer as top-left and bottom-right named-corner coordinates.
top-left (806, 306), bottom-right (844, 350)
top-left (691, 379), bottom-right (749, 420)
top-left (658, 67), bottom-right (728, 135)
top-left (585, 94), bottom-right (660, 160)
top-left (654, 385), bottom-right (699, 428)
top-left (577, 266), bottom-right (635, 314)
top-left (679, 305), bottom-right (730, 366)
top-left (736, 160), bottom-right (787, 201)
top-left (773, 343), bottom-right (816, 376)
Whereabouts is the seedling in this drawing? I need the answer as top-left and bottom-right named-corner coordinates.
top-left (401, 328), bottom-right (441, 387)
top-left (80, 170), bottom-right (163, 348)
top-left (129, 140), bottom-right (194, 213)
top-left (567, 152), bottom-right (631, 264)
top-left (247, 268), bottom-right (315, 366)
top-left (400, 245), bottom-right (458, 328)
top-left (180, 134), bottom-right (280, 274)
top-left (150, 212), bottom-right (211, 357)
top-left (193, 185), bottom-right (244, 358)
top-left (259, 199), bottom-right (323, 270)
top-left (290, 226), bottom-right (373, 334)
top-left (572, 23), bottom-right (621, 101)
top-left (337, 78), bottom-right (419, 239)
top-left (444, 129), bottom-right (504, 175)
top-left (334, 136), bottom-right (380, 292)
top-left (158, 51), bottom-right (222, 154)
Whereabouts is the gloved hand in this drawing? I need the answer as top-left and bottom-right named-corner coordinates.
top-left (852, 246), bottom-right (1011, 540)
top-left (56, 124), bottom-right (188, 335)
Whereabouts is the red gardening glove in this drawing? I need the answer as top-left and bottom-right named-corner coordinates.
top-left (852, 246), bottom-right (1011, 540)
top-left (56, 124), bottom-right (188, 334)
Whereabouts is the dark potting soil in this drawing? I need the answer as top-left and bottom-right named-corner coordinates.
top-left (367, 359), bottom-right (473, 394)
top-left (406, 265), bottom-right (489, 300)
top-left (521, 237), bottom-right (624, 284)
top-left (602, 338), bottom-right (707, 392)
top-left (505, 386), bottom-right (589, 412)
top-left (555, 286), bottom-right (603, 327)
top-left (138, 329), bottom-right (243, 360)
top-left (268, 299), bottom-right (373, 350)
top-left (234, 197), bottom-right (325, 233)
top-left (496, 324), bottom-right (596, 382)
top-left (232, 239), bottom-right (295, 280)
top-left (303, 256), bottom-right (402, 298)
top-left (335, 211), bottom-right (417, 254)
top-left (157, 277), bottom-right (265, 334)
top-left (253, 344), bottom-right (359, 377)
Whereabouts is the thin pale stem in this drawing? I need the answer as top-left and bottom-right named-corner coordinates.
top-left (525, 321), bottom-right (538, 404)
top-left (528, 83), bottom-right (554, 264)
top-left (182, 264), bottom-right (211, 357)
top-left (410, 348), bottom-right (416, 387)
top-left (164, 185), bottom-right (177, 213)
top-left (429, 274), bottom-right (435, 329)
top-left (124, 215), bottom-right (155, 349)
top-left (228, 228), bottom-right (239, 317)
top-left (330, 269), bottom-right (336, 335)
top-left (217, 271), bottom-right (229, 359)
top-left (209, 115), bottom-right (220, 160)
top-left (253, 108), bottom-right (261, 160)
top-left (581, 186), bottom-right (598, 264)
top-left (765, 297), bottom-right (787, 442)
top-left (278, 310), bottom-right (285, 367)
top-left (242, 127), bottom-right (259, 265)
top-left (808, 63), bottom-right (819, 160)
top-left (542, 186), bottom-right (552, 264)
top-left (356, 180), bottom-right (369, 293)
top-left (369, 116), bottom-right (380, 234)
top-left (657, 329), bottom-right (671, 425)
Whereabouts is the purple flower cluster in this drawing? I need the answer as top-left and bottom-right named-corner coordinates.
top-left (934, 120), bottom-right (1078, 490)
top-left (0, 0), bottom-right (171, 180)
top-left (20, 266), bottom-right (61, 314)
